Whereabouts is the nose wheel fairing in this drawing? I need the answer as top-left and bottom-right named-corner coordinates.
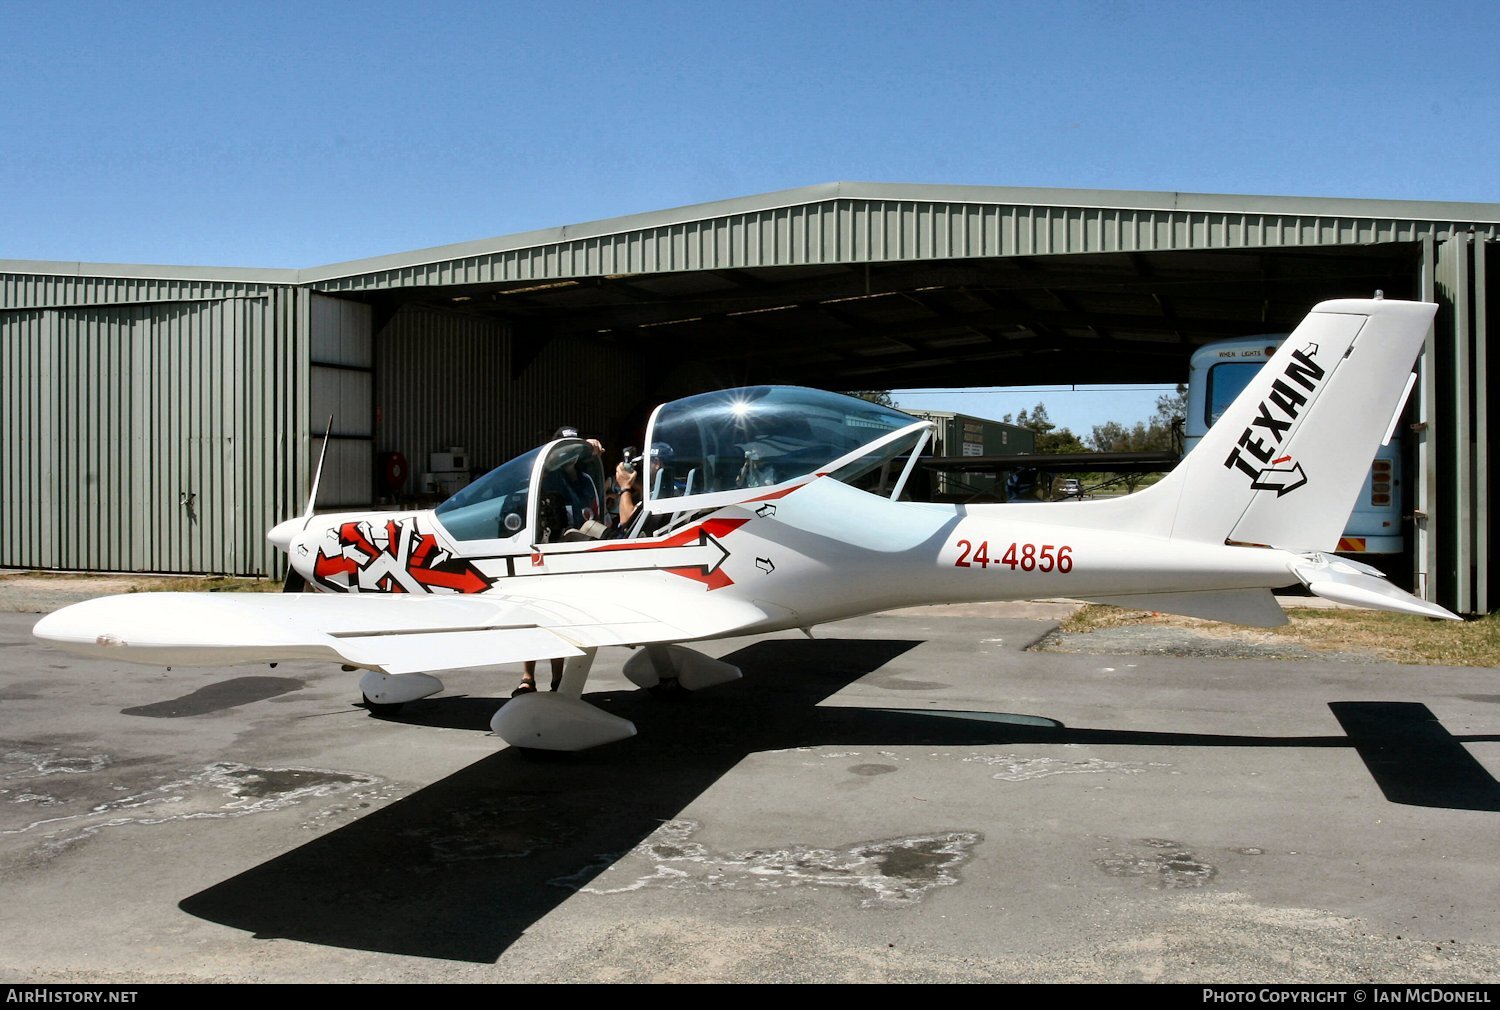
top-left (486, 644), bottom-right (741, 751)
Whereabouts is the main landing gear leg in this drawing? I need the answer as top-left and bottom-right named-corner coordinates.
top-left (553, 649), bottom-right (597, 697)
top-left (490, 648), bottom-right (635, 751)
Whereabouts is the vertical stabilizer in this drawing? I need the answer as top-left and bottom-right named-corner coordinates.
top-left (1147, 298), bottom-right (1435, 551)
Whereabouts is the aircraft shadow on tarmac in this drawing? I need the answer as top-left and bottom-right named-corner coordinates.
top-left (179, 638), bottom-right (1500, 963)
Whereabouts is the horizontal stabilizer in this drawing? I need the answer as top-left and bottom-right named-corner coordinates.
top-left (1081, 588), bottom-right (1288, 627)
top-left (1291, 557), bottom-right (1460, 621)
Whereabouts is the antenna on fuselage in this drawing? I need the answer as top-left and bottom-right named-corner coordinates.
top-left (282, 415), bottom-right (334, 595)
top-left (304, 415), bottom-right (334, 525)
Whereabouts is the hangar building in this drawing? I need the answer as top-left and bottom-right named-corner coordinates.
top-left (2, 183), bottom-right (1495, 612)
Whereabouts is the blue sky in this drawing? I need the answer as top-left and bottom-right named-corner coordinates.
top-left (3, 0), bottom-right (1495, 432)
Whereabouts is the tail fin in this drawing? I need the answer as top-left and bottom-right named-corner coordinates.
top-left (1010, 298), bottom-right (1454, 622)
top-left (1140, 298), bottom-right (1434, 551)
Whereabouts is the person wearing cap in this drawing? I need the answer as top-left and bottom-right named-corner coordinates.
top-left (552, 425), bottom-right (604, 460)
top-left (542, 427), bottom-right (607, 536)
top-left (615, 441), bottom-right (672, 528)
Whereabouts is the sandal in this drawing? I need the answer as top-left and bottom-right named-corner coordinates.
top-left (511, 680), bottom-right (537, 697)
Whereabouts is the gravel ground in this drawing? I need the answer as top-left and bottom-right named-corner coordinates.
top-left (0, 573), bottom-right (159, 613)
top-left (1034, 623), bottom-right (1388, 663)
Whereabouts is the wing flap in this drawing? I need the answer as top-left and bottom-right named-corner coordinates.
top-left (335, 627), bottom-right (583, 674)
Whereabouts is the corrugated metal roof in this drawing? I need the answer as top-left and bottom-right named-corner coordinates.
top-left (0, 268), bottom-right (293, 311)
top-left (5, 183), bottom-right (1498, 297)
top-left (297, 183), bottom-right (1500, 291)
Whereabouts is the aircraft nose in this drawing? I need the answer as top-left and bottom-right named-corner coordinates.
top-left (267, 517), bottom-right (303, 552)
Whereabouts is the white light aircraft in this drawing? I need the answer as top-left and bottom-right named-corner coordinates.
top-left (34, 298), bottom-right (1458, 751)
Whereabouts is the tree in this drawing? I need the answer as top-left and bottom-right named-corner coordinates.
top-left (1084, 386), bottom-right (1186, 491)
top-left (1151, 384), bottom-right (1187, 454)
top-left (1088, 384), bottom-right (1185, 456)
top-left (1003, 401), bottom-right (1085, 454)
top-left (1087, 419), bottom-right (1161, 453)
top-left (1154, 384), bottom-right (1187, 425)
top-left (1087, 420), bottom-right (1133, 452)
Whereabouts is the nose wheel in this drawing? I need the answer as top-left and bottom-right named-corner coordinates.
top-left (648, 677), bottom-right (687, 700)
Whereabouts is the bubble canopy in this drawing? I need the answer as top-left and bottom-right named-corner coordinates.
top-left (430, 388), bottom-right (931, 545)
top-left (642, 386), bottom-right (931, 513)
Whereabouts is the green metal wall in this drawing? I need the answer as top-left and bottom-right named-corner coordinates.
top-left (1421, 237), bottom-right (1494, 614)
top-left (1, 279), bottom-right (307, 575)
top-left (372, 305), bottom-right (648, 497)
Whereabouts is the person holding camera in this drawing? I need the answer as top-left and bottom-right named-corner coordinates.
top-left (615, 442), bottom-right (672, 528)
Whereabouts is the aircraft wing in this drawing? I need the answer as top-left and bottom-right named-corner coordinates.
top-left (32, 584), bottom-right (773, 675)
